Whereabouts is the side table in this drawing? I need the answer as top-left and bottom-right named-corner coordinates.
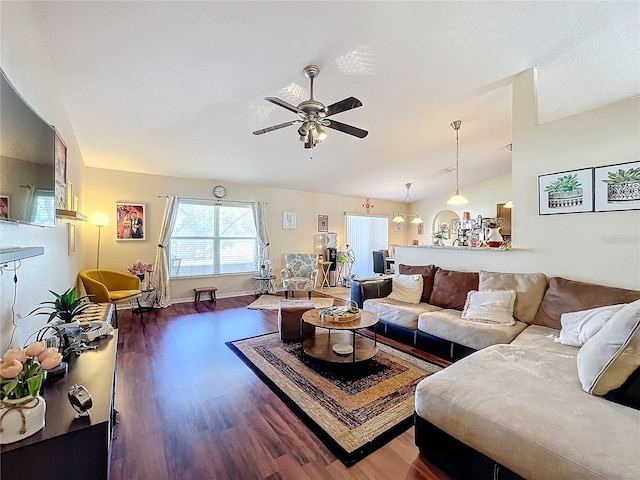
top-left (253, 275), bottom-right (276, 297)
top-left (317, 261), bottom-right (333, 289)
top-left (132, 287), bottom-right (157, 317)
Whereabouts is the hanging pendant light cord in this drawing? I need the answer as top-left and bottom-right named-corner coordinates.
top-left (455, 127), bottom-right (460, 193)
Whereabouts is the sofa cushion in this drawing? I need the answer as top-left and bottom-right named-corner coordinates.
top-left (461, 290), bottom-right (516, 325)
top-left (534, 277), bottom-right (640, 329)
top-left (398, 264), bottom-right (438, 303)
top-left (479, 270), bottom-right (547, 324)
top-left (415, 344), bottom-right (640, 480)
top-left (387, 274), bottom-right (423, 304)
top-left (511, 325), bottom-right (573, 355)
top-left (418, 310), bottom-right (527, 350)
top-left (556, 304), bottom-right (625, 347)
top-left (577, 299), bottom-right (640, 396)
top-left (429, 269), bottom-right (478, 310)
top-left (363, 298), bottom-right (441, 330)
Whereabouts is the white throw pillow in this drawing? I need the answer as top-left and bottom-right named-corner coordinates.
top-left (555, 304), bottom-right (625, 347)
top-left (387, 274), bottom-right (423, 304)
top-left (577, 299), bottom-right (640, 395)
top-left (461, 290), bottom-right (517, 325)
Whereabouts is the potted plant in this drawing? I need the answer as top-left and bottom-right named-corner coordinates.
top-left (28, 287), bottom-right (92, 325)
top-left (602, 167), bottom-right (640, 203)
top-left (544, 174), bottom-right (584, 208)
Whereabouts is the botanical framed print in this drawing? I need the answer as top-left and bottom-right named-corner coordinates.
top-left (116, 203), bottom-right (145, 240)
top-left (594, 161), bottom-right (640, 212)
top-left (54, 130), bottom-right (67, 186)
top-left (538, 168), bottom-right (594, 215)
top-left (68, 223), bottom-right (76, 255)
top-left (318, 214), bottom-right (328, 232)
top-left (0, 196), bottom-right (9, 220)
top-left (283, 210), bottom-right (296, 230)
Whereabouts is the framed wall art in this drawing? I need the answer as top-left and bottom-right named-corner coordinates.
top-left (283, 210), bottom-right (296, 230)
top-left (68, 223), bottom-right (76, 256)
top-left (538, 168), bottom-right (594, 215)
top-left (318, 214), bottom-right (328, 232)
top-left (116, 203), bottom-right (145, 240)
top-left (54, 130), bottom-right (67, 186)
top-left (594, 161), bottom-right (640, 212)
top-left (0, 195), bottom-right (9, 220)
top-left (55, 182), bottom-right (67, 209)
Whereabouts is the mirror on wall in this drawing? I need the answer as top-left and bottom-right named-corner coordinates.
top-left (432, 209), bottom-right (460, 246)
top-left (0, 70), bottom-right (56, 227)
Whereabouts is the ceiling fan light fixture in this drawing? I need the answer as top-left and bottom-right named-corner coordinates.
top-left (315, 124), bottom-right (327, 142)
top-left (392, 213), bottom-right (406, 223)
top-left (504, 200), bottom-right (513, 208)
top-left (411, 216), bottom-right (424, 224)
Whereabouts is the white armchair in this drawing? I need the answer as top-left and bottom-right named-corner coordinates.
top-left (281, 253), bottom-right (318, 299)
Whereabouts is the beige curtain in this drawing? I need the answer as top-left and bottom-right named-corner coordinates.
top-left (152, 196), bottom-right (178, 307)
top-left (251, 201), bottom-right (270, 268)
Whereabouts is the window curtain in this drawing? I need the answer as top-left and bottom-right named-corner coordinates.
top-left (152, 196), bottom-right (178, 307)
top-left (251, 201), bottom-right (270, 271)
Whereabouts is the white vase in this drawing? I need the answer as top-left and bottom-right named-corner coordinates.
top-left (0, 395), bottom-right (46, 444)
top-left (486, 227), bottom-right (504, 248)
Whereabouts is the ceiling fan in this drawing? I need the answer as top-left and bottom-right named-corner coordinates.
top-left (253, 65), bottom-right (368, 149)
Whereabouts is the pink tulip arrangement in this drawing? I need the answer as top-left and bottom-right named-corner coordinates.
top-left (0, 342), bottom-right (62, 400)
top-left (127, 259), bottom-right (153, 277)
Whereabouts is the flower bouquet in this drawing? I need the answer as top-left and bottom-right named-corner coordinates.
top-left (1, 342), bottom-right (63, 443)
top-left (127, 259), bottom-right (153, 281)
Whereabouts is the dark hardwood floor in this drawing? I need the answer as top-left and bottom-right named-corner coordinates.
top-left (111, 294), bottom-right (452, 480)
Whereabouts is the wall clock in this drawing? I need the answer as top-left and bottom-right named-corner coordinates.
top-left (213, 185), bottom-right (226, 198)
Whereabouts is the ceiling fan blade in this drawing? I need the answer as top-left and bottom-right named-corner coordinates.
top-left (252, 120), bottom-right (300, 135)
top-left (264, 97), bottom-right (305, 115)
top-left (324, 119), bottom-right (368, 138)
top-left (325, 97), bottom-right (363, 117)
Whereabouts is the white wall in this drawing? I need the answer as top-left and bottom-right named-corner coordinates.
top-left (397, 69), bottom-right (640, 291)
top-left (0, 2), bottom-right (87, 350)
top-left (81, 167), bottom-right (407, 301)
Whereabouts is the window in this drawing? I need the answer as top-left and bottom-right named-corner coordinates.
top-left (345, 214), bottom-right (388, 278)
top-left (169, 199), bottom-right (258, 277)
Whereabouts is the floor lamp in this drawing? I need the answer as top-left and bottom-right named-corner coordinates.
top-left (91, 213), bottom-right (109, 268)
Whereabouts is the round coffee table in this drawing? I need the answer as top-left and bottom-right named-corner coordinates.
top-left (300, 309), bottom-right (379, 364)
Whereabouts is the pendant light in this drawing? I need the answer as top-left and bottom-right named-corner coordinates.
top-left (447, 120), bottom-right (468, 205)
top-left (393, 183), bottom-right (423, 224)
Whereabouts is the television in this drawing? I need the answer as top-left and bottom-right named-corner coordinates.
top-left (0, 69), bottom-right (56, 227)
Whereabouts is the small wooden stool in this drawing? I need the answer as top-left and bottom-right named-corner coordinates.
top-left (194, 287), bottom-right (217, 303)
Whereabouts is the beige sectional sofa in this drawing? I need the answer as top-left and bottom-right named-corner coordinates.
top-left (351, 266), bottom-right (640, 479)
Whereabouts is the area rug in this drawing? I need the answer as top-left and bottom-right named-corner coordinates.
top-left (247, 295), bottom-right (334, 310)
top-left (226, 331), bottom-right (443, 465)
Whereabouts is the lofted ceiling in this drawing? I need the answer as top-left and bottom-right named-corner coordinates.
top-left (17, 1), bottom-right (640, 202)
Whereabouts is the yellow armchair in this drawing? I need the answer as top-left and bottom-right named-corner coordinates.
top-left (79, 269), bottom-right (142, 326)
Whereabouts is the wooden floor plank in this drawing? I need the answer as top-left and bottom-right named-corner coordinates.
top-left (110, 294), bottom-right (452, 480)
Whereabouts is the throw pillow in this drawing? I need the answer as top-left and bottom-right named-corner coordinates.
top-left (555, 304), bottom-right (626, 347)
top-left (429, 269), bottom-right (479, 310)
top-left (398, 264), bottom-right (438, 303)
top-left (461, 290), bottom-right (517, 325)
top-left (577, 300), bottom-right (640, 396)
top-left (478, 270), bottom-right (547, 324)
top-left (387, 274), bottom-right (423, 304)
top-left (534, 277), bottom-right (640, 329)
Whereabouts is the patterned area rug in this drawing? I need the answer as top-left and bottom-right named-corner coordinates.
top-left (226, 332), bottom-right (443, 465)
top-left (247, 295), bottom-right (334, 310)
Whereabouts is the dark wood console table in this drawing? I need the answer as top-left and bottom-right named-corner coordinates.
top-left (1, 305), bottom-right (117, 480)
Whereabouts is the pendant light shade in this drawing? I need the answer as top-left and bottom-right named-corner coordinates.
top-left (447, 120), bottom-right (468, 205)
top-left (393, 183), bottom-right (423, 224)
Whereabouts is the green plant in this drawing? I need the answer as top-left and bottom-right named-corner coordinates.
top-left (602, 167), bottom-right (640, 184)
top-left (28, 287), bottom-right (92, 324)
top-left (544, 174), bottom-right (582, 193)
